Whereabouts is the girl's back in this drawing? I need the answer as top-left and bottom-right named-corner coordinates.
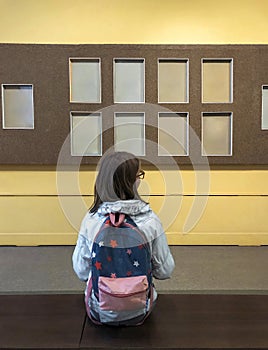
top-left (72, 151), bottom-right (175, 326)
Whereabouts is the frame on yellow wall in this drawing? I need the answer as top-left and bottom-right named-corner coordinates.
top-left (1, 84), bottom-right (34, 129)
top-left (69, 58), bottom-right (102, 103)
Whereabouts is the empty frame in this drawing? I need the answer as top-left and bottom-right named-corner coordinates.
top-left (158, 59), bottom-right (188, 103)
top-left (2, 84), bottom-right (34, 129)
top-left (69, 58), bottom-right (101, 103)
top-left (158, 112), bottom-right (188, 156)
top-left (114, 112), bottom-right (145, 156)
top-left (262, 86), bottom-right (268, 130)
top-left (202, 59), bottom-right (233, 103)
top-left (71, 112), bottom-right (102, 156)
top-left (114, 59), bottom-right (145, 103)
top-left (202, 112), bottom-right (232, 156)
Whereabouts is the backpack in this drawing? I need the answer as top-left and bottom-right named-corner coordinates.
top-left (85, 212), bottom-right (154, 325)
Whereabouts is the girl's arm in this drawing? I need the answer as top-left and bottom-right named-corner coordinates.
top-left (72, 216), bottom-right (92, 282)
top-left (150, 218), bottom-right (175, 280)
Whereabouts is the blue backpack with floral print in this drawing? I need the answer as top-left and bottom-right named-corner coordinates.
top-left (85, 212), bottom-right (153, 325)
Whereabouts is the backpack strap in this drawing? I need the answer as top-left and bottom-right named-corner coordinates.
top-left (85, 277), bottom-right (102, 326)
top-left (135, 283), bottom-right (155, 326)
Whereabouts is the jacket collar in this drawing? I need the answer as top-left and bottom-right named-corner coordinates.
top-left (98, 200), bottom-right (150, 216)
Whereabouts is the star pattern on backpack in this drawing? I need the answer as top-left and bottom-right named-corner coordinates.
top-left (110, 239), bottom-right (118, 248)
top-left (133, 260), bottom-right (140, 267)
top-left (95, 261), bottom-right (102, 270)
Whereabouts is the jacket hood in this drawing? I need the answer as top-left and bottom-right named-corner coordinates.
top-left (98, 200), bottom-right (150, 216)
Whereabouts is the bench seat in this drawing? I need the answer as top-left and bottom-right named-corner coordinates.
top-left (0, 294), bottom-right (86, 350)
top-left (1, 294), bottom-right (268, 349)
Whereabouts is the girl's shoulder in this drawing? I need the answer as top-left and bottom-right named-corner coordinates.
top-left (133, 206), bottom-right (162, 223)
top-left (84, 211), bottom-right (106, 225)
top-left (131, 209), bottom-right (164, 238)
top-left (81, 211), bottom-right (105, 239)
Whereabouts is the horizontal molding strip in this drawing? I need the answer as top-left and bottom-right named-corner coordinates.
top-left (1, 170), bottom-right (268, 196)
top-left (1, 194), bottom-right (268, 197)
top-left (1, 232), bottom-right (268, 246)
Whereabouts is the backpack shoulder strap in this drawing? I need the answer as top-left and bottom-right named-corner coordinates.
top-left (85, 278), bottom-right (102, 325)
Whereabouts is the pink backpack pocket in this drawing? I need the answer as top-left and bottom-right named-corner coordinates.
top-left (98, 275), bottom-right (148, 312)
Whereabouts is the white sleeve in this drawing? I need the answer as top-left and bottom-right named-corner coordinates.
top-left (72, 215), bottom-right (92, 282)
top-left (151, 220), bottom-right (175, 280)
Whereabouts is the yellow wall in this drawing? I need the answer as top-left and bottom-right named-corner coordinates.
top-left (1, 0), bottom-right (268, 44)
top-left (1, 0), bottom-right (268, 246)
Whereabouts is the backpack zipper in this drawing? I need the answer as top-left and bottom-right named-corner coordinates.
top-left (98, 286), bottom-right (148, 298)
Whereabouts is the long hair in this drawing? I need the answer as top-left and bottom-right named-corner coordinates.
top-left (90, 151), bottom-right (144, 213)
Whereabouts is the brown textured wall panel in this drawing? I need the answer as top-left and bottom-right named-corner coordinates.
top-left (0, 44), bottom-right (267, 165)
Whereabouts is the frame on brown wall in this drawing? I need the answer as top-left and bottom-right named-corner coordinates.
top-left (0, 44), bottom-right (268, 165)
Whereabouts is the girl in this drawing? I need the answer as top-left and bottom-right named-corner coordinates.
top-left (72, 151), bottom-right (175, 326)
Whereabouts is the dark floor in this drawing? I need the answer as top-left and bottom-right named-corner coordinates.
top-left (1, 245), bottom-right (268, 294)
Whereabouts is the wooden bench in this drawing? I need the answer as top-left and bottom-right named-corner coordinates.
top-left (0, 294), bottom-right (86, 350)
top-left (1, 294), bottom-right (268, 349)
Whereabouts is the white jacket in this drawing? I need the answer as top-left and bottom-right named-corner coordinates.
top-left (72, 199), bottom-right (175, 322)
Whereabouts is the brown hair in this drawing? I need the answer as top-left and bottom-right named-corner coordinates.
top-left (90, 151), bottom-right (144, 213)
